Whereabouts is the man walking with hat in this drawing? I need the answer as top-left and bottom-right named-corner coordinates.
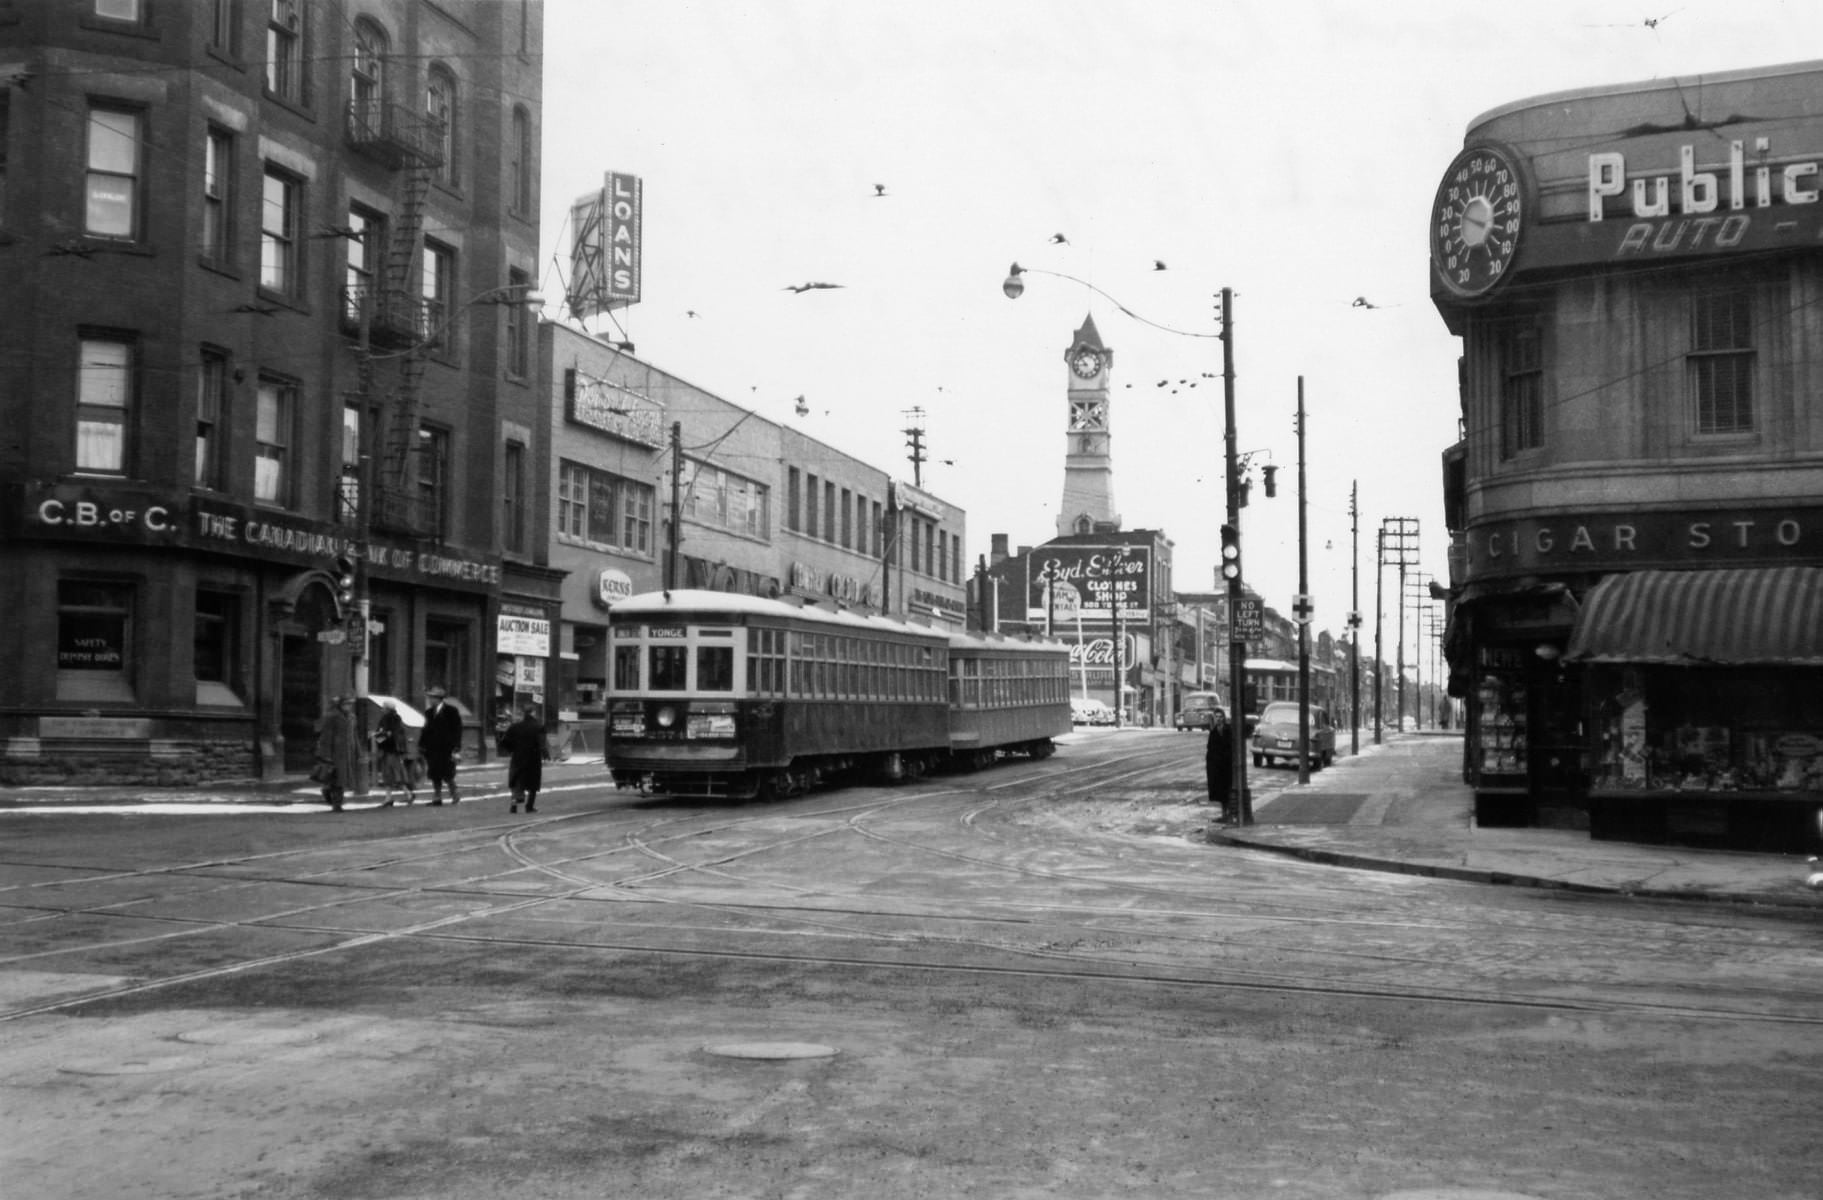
top-left (420, 685), bottom-right (464, 805)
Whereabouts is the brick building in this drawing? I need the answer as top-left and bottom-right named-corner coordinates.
top-left (0, 0), bottom-right (544, 782)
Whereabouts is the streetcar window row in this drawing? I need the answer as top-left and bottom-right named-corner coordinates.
top-left (949, 655), bottom-right (1071, 710)
top-left (610, 622), bottom-right (946, 701)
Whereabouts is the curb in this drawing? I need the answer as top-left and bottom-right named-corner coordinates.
top-left (1205, 829), bottom-right (1823, 913)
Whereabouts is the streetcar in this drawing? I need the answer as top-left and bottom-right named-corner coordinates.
top-left (605, 589), bottom-right (1071, 799)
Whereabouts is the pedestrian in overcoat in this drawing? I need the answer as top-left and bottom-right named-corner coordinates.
top-left (1205, 709), bottom-right (1235, 816)
top-left (420, 686), bottom-right (464, 805)
top-left (499, 705), bottom-right (551, 813)
top-left (313, 696), bottom-right (359, 812)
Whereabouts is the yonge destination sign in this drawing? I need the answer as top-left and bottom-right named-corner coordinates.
top-left (1026, 545), bottom-right (1150, 623)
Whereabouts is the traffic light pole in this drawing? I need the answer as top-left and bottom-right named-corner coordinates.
top-left (1220, 288), bottom-right (1250, 825)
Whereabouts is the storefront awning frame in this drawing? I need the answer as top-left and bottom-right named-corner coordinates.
top-left (1563, 566), bottom-right (1823, 666)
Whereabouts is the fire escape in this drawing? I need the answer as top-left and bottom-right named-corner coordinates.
top-left (341, 98), bottom-right (445, 539)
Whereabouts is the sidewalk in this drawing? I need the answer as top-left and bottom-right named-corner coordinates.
top-left (1210, 732), bottom-right (1823, 912)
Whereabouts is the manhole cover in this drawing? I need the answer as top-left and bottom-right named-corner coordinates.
top-left (705, 1042), bottom-right (839, 1060)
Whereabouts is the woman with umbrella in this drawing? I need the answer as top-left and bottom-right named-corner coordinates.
top-left (372, 698), bottom-right (416, 807)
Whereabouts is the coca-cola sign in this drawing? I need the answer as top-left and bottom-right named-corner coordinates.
top-left (1027, 544), bottom-right (1150, 622)
top-left (1068, 633), bottom-right (1139, 671)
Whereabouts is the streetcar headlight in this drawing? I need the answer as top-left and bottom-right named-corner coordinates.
top-left (655, 705), bottom-right (679, 729)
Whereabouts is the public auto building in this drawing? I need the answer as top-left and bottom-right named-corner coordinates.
top-left (1435, 59), bottom-right (1823, 851)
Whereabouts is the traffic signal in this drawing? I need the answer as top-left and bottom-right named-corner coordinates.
top-left (332, 554), bottom-right (357, 610)
top-left (1219, 523), bottom-right (1241, 583)
top-left (1261, 464), bottom-right (1278, 498)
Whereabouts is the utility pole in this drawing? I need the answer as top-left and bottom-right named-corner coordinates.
top-left (1220, 288), bottom-right (1249, 824)
top-left (1373, 526), bottom-right (1385, 745)
top-left (1380, 516), bottom-right (1420, 732)
top-left (902, 407), bottom-right (927, 488)
top-left (1110, 549), bottom-right (1123, 729)
top-left (1295, 378), bottom-right (1311, 785)
top-left (666, 421), bottom-right (682, 590)
top-left (1348, 481), bottom-right (1361, 756)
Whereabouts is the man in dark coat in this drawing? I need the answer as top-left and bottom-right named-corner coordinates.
top-left (419, 686), bottom-right (464, 805)
top-left (313, 695), bottom-right (358, 812)
top-left (499, 705), bottom-right (550, 813)
top-left (1205, 709), bottom-right (1235, 816)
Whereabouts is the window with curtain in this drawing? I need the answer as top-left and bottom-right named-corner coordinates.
top-left (77, 337), bottom-right (133, 474)
top-left (254, 378), bottom-right (293, 503)
top-left (265, 0), bottom-right (305, 103)
top-left (195, 350), bottom-right (228, 489)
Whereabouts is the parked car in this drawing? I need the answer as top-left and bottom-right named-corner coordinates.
top-left (1173, 691), bottom-right (1227, 731)
top-left (1071, 698), bottom-right (1116, 726)
top-left (1250, 702), bottom-right (1337, 769)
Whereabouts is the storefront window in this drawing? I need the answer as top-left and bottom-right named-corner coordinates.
top-left (57, 580), bottom-right (134, 701)
top-left (193, 588), bottom-right (243, 705)
top-left (1589, 666), bottom-right (1823, 794)
top-left (425, 618), bottom-right (468, 707)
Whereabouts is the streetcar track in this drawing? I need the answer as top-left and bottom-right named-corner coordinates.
top-left (3, 746), bottom-right (1815, 1028)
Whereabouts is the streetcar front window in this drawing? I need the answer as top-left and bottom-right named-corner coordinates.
top-left (649, 645), bottom-right (688, 690)
top-left (697, 645), bottom-right (734, 691)
top-left (613, 646), bottom-right (640, 692)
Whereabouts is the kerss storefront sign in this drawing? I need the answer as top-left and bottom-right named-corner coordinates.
top-left (1467, 505), bottom-right (1823, 577)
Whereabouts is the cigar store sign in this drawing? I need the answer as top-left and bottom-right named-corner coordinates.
top-left (1468, 505), bottom-right (1823, 578)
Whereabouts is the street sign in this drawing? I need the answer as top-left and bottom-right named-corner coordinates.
top-left (1232, 597), bottom-right (1263, 641)
top-left (1292, 593), bottom-right (1315, 625)
top-left (316, 628), bottom-right (347, 645)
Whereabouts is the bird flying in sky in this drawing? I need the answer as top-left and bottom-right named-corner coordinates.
top-left (785, 282), bottom-right (844, 293)
top-left (873, 183), bottom-right (888, 197)
top-left (1050, 233), bottom-right (1069, 245)
top-left (1153, 260), bottom-right (1168, 271)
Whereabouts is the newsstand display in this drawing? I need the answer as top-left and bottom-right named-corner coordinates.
top-left (1468, 646), bottom-right (1532, 826)
top-left (1585, 664), bottom-right (1823, 851)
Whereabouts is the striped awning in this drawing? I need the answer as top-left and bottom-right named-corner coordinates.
top-left (1564, 567), bottom-right (1823, 666)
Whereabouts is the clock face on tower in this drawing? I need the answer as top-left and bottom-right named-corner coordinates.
top-left (1430, 143), bottom-right (1524, 299)
top-left (1069, 400), bottom-right (1106, 431)
top-left (1070, 348), bottom-right (1103, 380)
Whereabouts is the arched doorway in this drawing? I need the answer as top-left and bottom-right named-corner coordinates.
top-left (279, 584), bottom-right (343, 772)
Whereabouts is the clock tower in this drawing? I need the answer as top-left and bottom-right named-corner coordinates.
top-left (1057, 314), bottom-right (1120, 537)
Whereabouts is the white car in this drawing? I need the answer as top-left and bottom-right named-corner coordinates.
top-left (1071, 698), bottom-right (1115, 726)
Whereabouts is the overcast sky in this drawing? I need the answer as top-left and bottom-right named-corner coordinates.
top-left (534, 0), bottom-right (1823, 639)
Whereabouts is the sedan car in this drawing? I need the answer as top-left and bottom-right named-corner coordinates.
top-left (1250, 702), bottom-right (1336, 769)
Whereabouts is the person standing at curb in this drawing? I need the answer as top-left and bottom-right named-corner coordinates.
top-left (1205, 709), bottom-right (1234, 819)
top-left (499, 704), bottom-right (551, 813)
top-left (372, 699), bottom-right (415, 807)
top-left (420, 686), bottom-right (464, 806)
top-left (313, 696), bottom-right (358, 812)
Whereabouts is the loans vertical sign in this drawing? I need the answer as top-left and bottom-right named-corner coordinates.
top-left (566, 171), bottom-right (643, 320)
